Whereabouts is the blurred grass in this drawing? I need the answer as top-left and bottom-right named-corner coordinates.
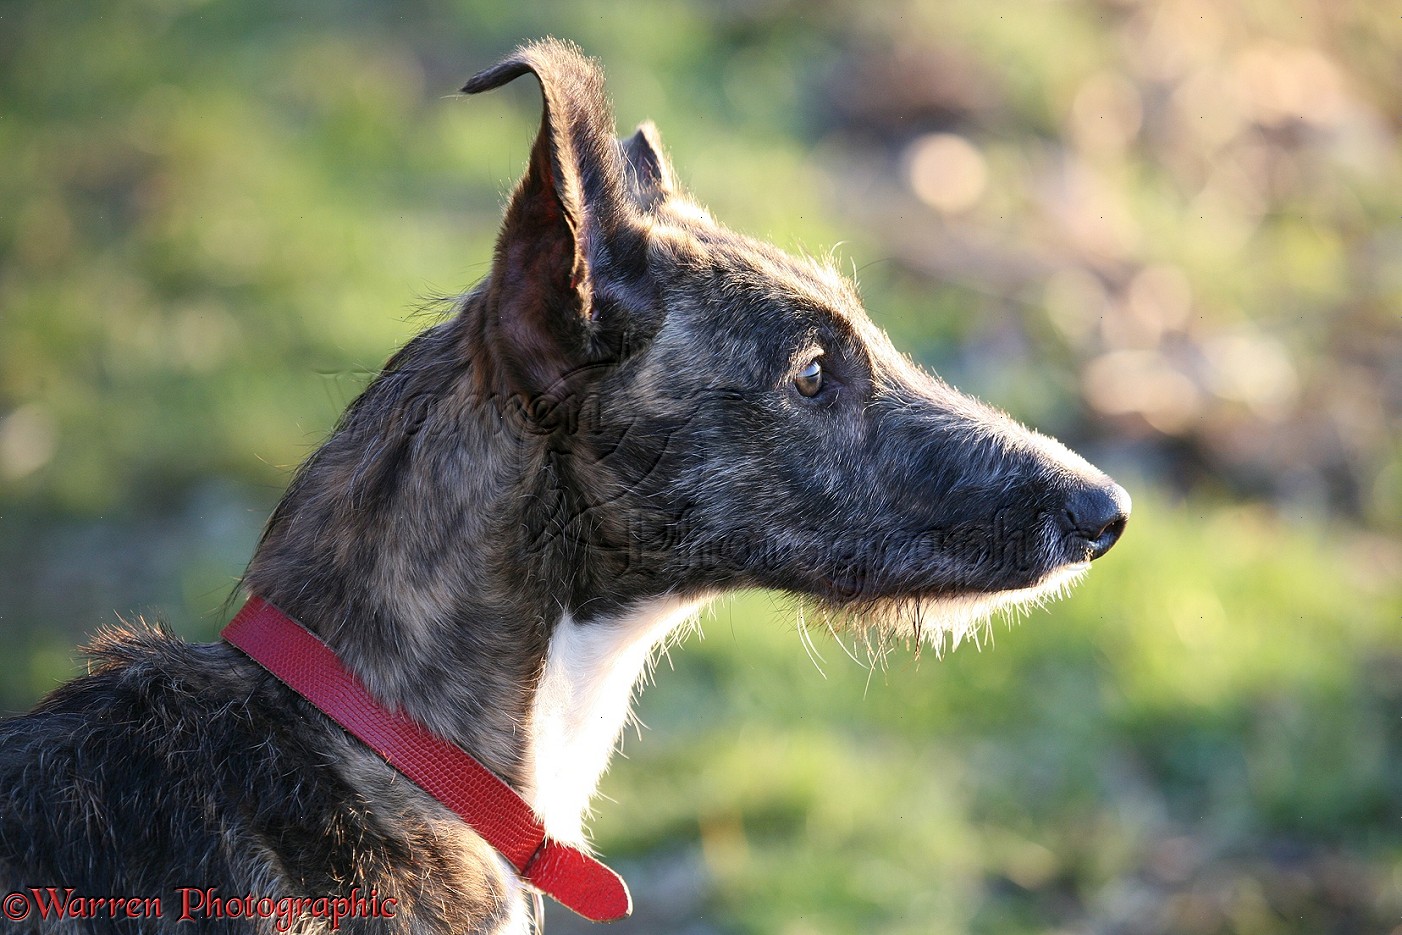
top-left (588, 492), bottom-right (1401, 933)
top-left (1, 1), bottom-right (1399, 933)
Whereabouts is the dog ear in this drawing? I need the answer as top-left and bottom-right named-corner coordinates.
top-left (620, 122), bottom-right (676, 208)
top-left (462, 40), bottom-right (631, 398)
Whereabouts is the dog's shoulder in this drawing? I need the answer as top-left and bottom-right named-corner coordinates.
top-left (3, 620), bottom-right (264, 754)
top-left (0, 624), bottom-right (307, 886)
top-left (0, 624), bottom-right (517, 933)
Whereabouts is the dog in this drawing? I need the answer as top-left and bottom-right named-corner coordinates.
top-left (0, 39), bottom-right (1128, 934)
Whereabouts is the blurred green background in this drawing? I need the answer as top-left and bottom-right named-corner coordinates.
top-left (1, 1), bottom-right (1399, 933)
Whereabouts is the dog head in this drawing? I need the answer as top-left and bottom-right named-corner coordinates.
top-left (463, 39), bottom-right (1129, 645)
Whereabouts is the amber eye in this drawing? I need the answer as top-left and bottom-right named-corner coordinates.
top-left (794, 359), bottom-right (824, 397)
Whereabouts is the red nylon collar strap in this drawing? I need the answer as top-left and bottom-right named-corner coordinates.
top-left (221, 595), bottom-right (631, 923)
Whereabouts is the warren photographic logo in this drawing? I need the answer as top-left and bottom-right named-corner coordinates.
top-left (2, 886), bottom-right (397, 931)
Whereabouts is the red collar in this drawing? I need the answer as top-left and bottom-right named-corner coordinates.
top-left (222, 595), bottom-right (631, 923)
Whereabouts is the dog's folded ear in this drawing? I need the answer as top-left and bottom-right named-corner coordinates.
top-left (463, 39), bottom-right (637, 400)
top-left (620, 122), bottom-right (676, 208)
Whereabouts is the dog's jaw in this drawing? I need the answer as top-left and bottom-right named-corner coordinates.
top-left (527, 596), bottom-right (707, 844)
top-left (916, 560), bottom-right (1092, 651)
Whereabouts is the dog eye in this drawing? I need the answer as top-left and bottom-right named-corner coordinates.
top-left (794, 360), bottom-right (824, 397)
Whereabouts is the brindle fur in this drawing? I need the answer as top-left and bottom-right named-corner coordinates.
top-left (0, 39), bottom-right (1127, 934)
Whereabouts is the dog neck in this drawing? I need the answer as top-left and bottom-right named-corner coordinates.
top-left (528, 598), bottom-right (703, 843)
top-left (242, 313), bottom-right (706, 844)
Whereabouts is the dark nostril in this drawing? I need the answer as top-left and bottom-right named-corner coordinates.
top-left (1089, 514), bottom-right (1127, 559)
top-left (1061, 481), bottom-right (1131, 561)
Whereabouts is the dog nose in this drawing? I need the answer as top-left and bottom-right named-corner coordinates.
top-left (1061, 481), bottom-right (1130, 561)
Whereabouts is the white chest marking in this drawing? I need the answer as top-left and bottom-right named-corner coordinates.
top-left (528, 596), bottom-right (703, 844)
